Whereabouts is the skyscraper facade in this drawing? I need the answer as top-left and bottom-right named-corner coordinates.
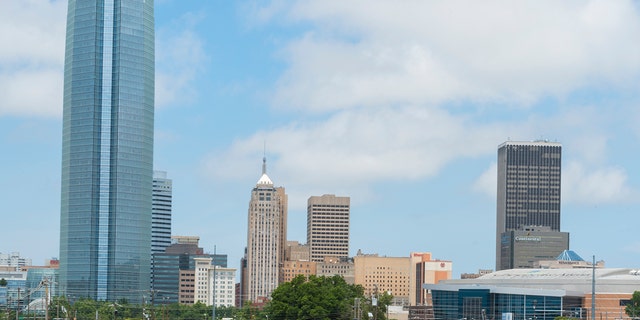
top-left (307, 194), bottom-right (350, 262)
top-left (243, 158), bottom-right (287, 303)
top-left (152, 171), bottom-right (172, 254)
top-left (495, 141), bottom-right (562, 270)
top-left (59, 0), bottom-right (155, 302)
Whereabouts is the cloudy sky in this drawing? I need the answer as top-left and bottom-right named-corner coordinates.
top-left (1, 0), bottom-right (640, 276)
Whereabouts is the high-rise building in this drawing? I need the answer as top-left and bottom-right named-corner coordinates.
top-left (243, 158), bottom-right (287, 303)
top-left (152, 236), bottom-right (227, 304)
top-left (152, 171), bottom-right (173, 254)
top-left (495, 141), bottom-right (562, 270)
top-left (307, 195), bottom-right (350, 262)
top-left (59, 0), bottom-right (155, 302)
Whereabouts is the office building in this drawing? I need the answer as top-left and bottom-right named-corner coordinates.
top-left (193, 257), bottom-right (236, 307)
top-left (500, 226), bottom-right (569, 269)
top-left (316, 256), bottom-right (354, 284)
top-left (307, 195), bottom-right (350, 262)
top-left (152, 236), bottom-right (226, 304)
top-left (280, 260), bottom-right (317, 283)
top-left (152, 171), bottom-right (172, 254)
top-left (59, 0), bottom-right (155, 302)
top-left (411, 252), bottom-right (452, 306)
top-left (285, 241), bottom-right (310, 261)
top-left (496, 141), bottom-right (562, 270)
top-left (0, 252), bottom-right (31, 268)
top-left (243, 158), bottom-right (287, 303)
top-left (354, 251), bottom-right (412, 306)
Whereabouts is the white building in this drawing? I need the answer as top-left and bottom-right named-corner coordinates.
top-left (0, 252), bottom-right (31, 267)
top-left (194, 257), bottom-right (236, 307)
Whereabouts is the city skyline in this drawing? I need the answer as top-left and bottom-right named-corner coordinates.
top-left (2, 1), bottom-right (640, 278)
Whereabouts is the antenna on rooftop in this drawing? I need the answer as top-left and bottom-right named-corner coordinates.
top-left (262, 140), bottom-right (267, 175)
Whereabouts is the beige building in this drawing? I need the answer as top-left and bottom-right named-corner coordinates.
top-left (285, 241), bottom-right (310, 261)
top-left (243, 158), bottom-right (288, 303)
top-left (307, 195), bottom-right (350, 262)
top-left (354, 251), bottom-right (452, 306)
top-left (280, 260), bottom-right (317, 283)
top-left (317, 256), bottom-right (355, 284)
top-left (179, 269), bottom-right (196, 304)
top-left (411, 252), bottom-right (452, 305)
top-left (354, 251), bottom-right (412, 306)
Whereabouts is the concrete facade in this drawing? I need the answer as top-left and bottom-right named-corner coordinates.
top-left (193, 257), bottom-right (236, 307)
top-left (307, 195), bottom-right (350, 262)
top-left (280, 260), bottom-right (317, 283)
top-left (354, 252), bottom-right (412, 306)
top-left (244, 158), bottom-right (288, 303)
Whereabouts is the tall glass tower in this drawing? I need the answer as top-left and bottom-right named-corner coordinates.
top-left (59, 0), bottom-right (155, 302)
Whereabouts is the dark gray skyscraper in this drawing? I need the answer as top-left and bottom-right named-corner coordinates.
top-left (495, 141), bottom-right (562, 270)
top-left (59, 0), bottom-right (155, 302)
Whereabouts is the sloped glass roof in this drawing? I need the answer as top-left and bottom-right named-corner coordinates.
top-left (556, 250), bottom-right (584, 261)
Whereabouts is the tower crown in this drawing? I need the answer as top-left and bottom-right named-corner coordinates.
top-left (256, 156), bottom-right (273, 185)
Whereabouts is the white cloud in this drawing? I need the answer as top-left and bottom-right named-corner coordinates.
top-left (562, 161), bottom-right (635, 204)
top-left (473, 162), bottom-right (497, 199)
top-left (473, 158), bottom-right (637, 205)
top-left (204, 105), bottom-right (512, 208)
top-left (268, 0), bottom-right (640, 111)
top-left (155, 12), bottom-right (208, 108)
top-left (0, 0), bottom-right (66, 117)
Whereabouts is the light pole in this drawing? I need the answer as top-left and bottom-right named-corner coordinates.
top-left (212, 245), bottom-right (216, 320)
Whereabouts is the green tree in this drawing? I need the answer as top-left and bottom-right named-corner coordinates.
top-left (265, 274), bottom-right (365, 320)
top-left (0, 278), bottom-right (7, 287)
top-left (361, 290), bottom-right (393, 320)
top-left (626, 291), bottom-right (640, 319)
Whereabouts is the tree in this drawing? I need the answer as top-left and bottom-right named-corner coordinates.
top-left (0, 278), bottom-right (7, 287)
top-left (626, 291), bottom-right (640, 319)
top-left (265, 275), bottom-right (365, 320)
top-left (361, 291), bottom-right (393, 320)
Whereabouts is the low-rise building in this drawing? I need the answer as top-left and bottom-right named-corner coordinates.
top-left (194, 257), bottom-right (236, 307)
top-left (424, 268), bottom-right (640, 320)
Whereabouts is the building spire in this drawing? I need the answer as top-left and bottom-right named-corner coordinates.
top-left (262, 140), bottom-right (267, 175)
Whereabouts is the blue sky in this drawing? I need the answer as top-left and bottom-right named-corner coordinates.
top-left (1, 0), bottom-right (640, 277)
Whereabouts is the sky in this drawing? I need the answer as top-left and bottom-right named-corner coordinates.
top-left (1, 0), bottom-right (640, 277)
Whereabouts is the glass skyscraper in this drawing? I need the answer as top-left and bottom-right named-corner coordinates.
top-left (59, 0), bottom-right (155, 302)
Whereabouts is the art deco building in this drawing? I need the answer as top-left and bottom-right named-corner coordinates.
top-left (243, 158), bottom-right (287, 303)
top-left (496, 141), bottom-right (562, 270)
top-left (59, 0), bottom-right (155, 302)
top-left (307, 195), bottom-right (350, 262)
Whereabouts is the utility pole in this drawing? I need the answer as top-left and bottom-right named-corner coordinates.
top-left (592, 255), bottom-right (596, 320)
top-left (16, 288), bottom-right (20, 320)
top-left (212, 245), bottom-right (216, 320)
